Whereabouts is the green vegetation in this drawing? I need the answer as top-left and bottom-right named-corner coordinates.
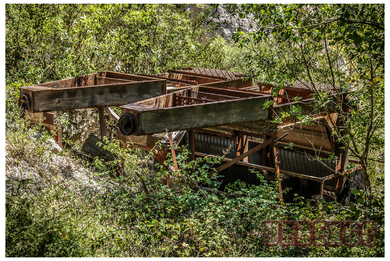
top-left (5, 4), bottom-right (384, 257)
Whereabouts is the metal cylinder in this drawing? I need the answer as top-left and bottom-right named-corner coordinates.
top-left (119, 114), bottom-right (137, 136)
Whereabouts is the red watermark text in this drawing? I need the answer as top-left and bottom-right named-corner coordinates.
top-left (262, 220), bottom-right (378, 247)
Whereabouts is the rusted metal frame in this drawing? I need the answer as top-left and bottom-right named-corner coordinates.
top-left (104, 71), bottom-right (166, 83)
top-left (137, 74), bottom-right (198, 85)
top-left (168, 70), bottom-right (228, 81)
top-left (208, 133), bottom-right (288, 178)
top-left (95, 76), bottom-right (135, 85)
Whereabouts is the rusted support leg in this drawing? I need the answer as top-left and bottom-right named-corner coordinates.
top-left (236, 134), bottom-right (249, 163)
top-left (98, 107), bottom-right (106, 141)
top-left (168, 132), bottom-right (179, 175)
top-left (320, 180), bottom-right (325, 198)
top-left (43, 112), bottom-right (63, 148)
top-left (273, 145), bottom-right (284, 205)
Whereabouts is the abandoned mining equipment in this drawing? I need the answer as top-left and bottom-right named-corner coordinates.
top-left (19, 67), bottom-right (363, 203)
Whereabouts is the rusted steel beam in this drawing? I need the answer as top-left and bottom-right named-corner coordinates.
top-left (95, 76), bottom-right (134, 85)
top-left (19, 72), bottom-right (166, 112)
top-left (194, 152), bottom-right (276, 172)
top-left (279, 169), bottom-right (327, 183)
top-left (119, 86), bottom-right (271, 136)
top-left (104, 107), bottom-right (120, 122)
top-left (319, 180), bottom-right (325, 197)
top-left (168, 132), bottom-right (179, 173)
top-left (236, 134), bottom-right (249, 163)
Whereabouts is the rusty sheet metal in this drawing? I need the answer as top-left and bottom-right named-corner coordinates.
top-left (19, 71), bottom-right (166, 112)
top-left (169, 69), bottom-right (227, 81)
top-left (179, 67), bottom-right (244, 81)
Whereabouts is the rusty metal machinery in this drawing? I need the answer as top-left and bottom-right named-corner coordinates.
top-left (18, 67), bottom-right (357, 202)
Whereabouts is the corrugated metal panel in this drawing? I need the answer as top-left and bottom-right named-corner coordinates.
top-left (194, 132), bottom-right (236, 158)
top-left (277, 147), bottom-right (336, 178)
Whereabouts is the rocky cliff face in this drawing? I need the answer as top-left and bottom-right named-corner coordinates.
top-left (187, 4), bottom-right (259, 42)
